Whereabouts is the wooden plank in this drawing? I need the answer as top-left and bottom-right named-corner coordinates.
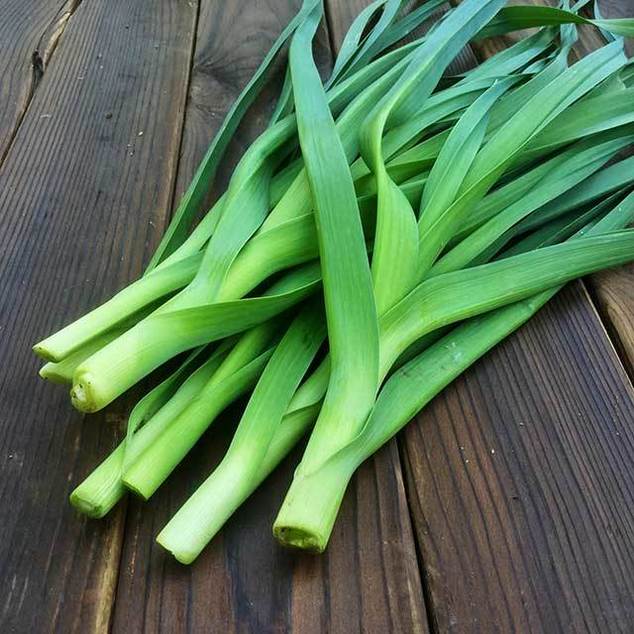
top-left (0, 0), bottom-right (198, 630)
top-left (109, 1), bottom-right (428, 631)
top-left (0, 0), bottom-right (78, 164)
top-left (589, 268), bottom-right (634, 375)
top-left (402, 5), bottom-right (634, 631)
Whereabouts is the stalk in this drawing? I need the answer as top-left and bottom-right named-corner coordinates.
top-left (156, 305), bottom-right (325, 563)
top-left (71, 321), bottom-right (279, 516)
top-left (39, 326), bottom-right (127, 384)
top-left (122, 321), bottom-right (282, 498)
top-left (69, 263), bottom-right (320, 412)
top-left (33, 254), bottom-right (201, 361)
top-left (71, 344), bottom-right (231, 517)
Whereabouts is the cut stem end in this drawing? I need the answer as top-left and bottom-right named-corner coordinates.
top-left (70, 372), bottom-right (99, 413)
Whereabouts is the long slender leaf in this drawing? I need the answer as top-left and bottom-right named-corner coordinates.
top-left (478, 5), bottom-right (634, 39)
top-left (432, 131), bottom-right (634, 274)
top-left (146, 0), bottom-right (320, 269)
top-left (380, 231), bottom-right (634, 372)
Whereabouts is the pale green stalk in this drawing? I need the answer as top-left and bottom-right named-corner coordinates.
top-left (33, 254), bottom-right (201, 362)
top-left (71, 322), bottom-right (279, 516)
top-left (69, 264), bottom-right (320, 412)
top-left (70, 344), bottom-right (231, 517)
top-left (122, 320), bottom-right (283, 498)
top-left (39, 326), bottom-right (128, 384)
top-left (156, 305), bottom-right (325, 563)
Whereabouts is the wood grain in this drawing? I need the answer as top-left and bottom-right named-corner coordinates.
top-left (0, 0), bottom-right (79, 165)
top-left (110, 2), bottom-right (428, 632)
top-left (589, 267), bottom-right (634, 376)
top-left (0, 0), bottom-right (198, 630)
top-left (402, 4), bottom-right (634, 631)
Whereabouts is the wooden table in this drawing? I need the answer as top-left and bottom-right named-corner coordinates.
top-left (1, 1), bottom-right (632, 631)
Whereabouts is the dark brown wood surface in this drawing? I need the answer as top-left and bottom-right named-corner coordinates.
top-left (401, 282), bottom-right (634, 633)
top-left (0, 1), bottom-right (632, 633)
top-left (0, 0), bottom-right (197, 630)
top-left (0, 0), bottom-right (78, 162)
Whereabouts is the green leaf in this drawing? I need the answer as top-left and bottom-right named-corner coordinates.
top-left (516, 155), bottom-right (634, 235)
top-left (420, 79), bottom-right (514, 232)
top-left (518, 88), bottom-right (634, 166)
top-left (380, 230), bottom-right (634, 372)
top-left (190, 118), bottom-right (296, 301)
top-left (375, 0), bottom-right (447, 54)
top-left (146, 0), bottom-right (321, 269)
top-left (414, 42), bottom-right (627, 277)
top-left (466, 28), bottom-right (558, 82)
top-left (478, 5), bottom-right (634, 40)
top-left (502, 189), bottom-right (627, 257)
top-left (287, 4), bottom-right (380, 463)
top-left (432, 130), bottom-right (634, 274)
